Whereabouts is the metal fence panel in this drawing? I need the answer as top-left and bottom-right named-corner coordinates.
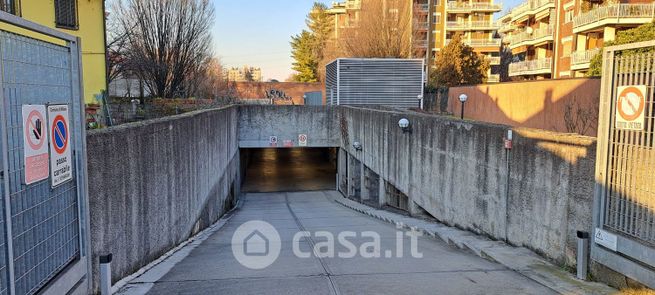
top-left (0, 30), bottom-right (80, 295)
top-left (601, 50), bottom-right (655, 245)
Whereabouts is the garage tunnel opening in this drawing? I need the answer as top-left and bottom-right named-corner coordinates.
top-left (241, 147), bottom-right (338, 193)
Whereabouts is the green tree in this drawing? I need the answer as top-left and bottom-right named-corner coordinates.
top-left (429, 34), bottom-right (490, 87)
top-left (290, 2), bottom-right (333, 82)
top-left (588, 21), bottom-right (655, 77)
top-left (290, 30), bottom-right (318, 82)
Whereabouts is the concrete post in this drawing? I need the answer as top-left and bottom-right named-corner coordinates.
top-left (360, 163), bottom-right (368, 202)
top-left (378, 179), bottom-right (387, 208)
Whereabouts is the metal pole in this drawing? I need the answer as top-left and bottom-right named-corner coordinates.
top-left (100, 254), bottom-right (113, 295)
top-left (576, 231), bottom-right (589, 280)
top-left (460, 101), bottom-right (465, 120)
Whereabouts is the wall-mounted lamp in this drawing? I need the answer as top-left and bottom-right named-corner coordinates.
top-left (353, 141), bottom-right (362, 151)
top-left (458, 94), bottom-right (468, 120)
top-left (398, 118), bottom-right (411, 134)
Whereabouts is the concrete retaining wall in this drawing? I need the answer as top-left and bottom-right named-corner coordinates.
top-left (87, 107), bottom-right (241, 293)
top-left (338, 107), bottom-right (596, 268)
top-left (238, 105), bottom-right (340, 148)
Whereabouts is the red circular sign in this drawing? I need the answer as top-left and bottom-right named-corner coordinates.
top-left (25, 110), bottom-right (46, 150)
top-left (617, 86), bottom-right (645, 121)
top-left (51, 115), bottom-right (68, 154)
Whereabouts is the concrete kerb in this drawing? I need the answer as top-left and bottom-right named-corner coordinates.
top-left (328, 194), bottom-right (617, 295)
top-left (113, 199), bottom-right (243, 295)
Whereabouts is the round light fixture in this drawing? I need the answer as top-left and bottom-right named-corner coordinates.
top-left (459, 94), bottom-right (468, 103)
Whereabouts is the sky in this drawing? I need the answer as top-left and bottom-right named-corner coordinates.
top-left (211, 0), bottom-right (521, 81)
top-left (212, 0), bottom-right (332, 81)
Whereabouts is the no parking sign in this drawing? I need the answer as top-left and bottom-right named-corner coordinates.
top-left (48, 105), bottom-right (73, 187)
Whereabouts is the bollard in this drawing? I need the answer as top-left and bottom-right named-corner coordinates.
top-left (576, 231), bottom-right (589, 280)
top-left (100, 254), bottom-right (113, 295)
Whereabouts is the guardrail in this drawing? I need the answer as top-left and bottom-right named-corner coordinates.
top-left (573, 4), bottom-right (655, 29)
top-left (571, 48), bottom-right (601, 65)
top-left (508, 57), bottom-right (552, 76)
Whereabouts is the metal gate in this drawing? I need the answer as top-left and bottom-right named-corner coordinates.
top-left (0, 13), bottom-right (89, 295)
top-left (593, 40), bottom-right (655, 288)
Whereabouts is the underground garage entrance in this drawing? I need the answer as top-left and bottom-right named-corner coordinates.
top-left (241, 148), bottom-right (337, 192)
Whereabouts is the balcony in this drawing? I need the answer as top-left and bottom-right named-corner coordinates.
top-left (504, 26), bottom-right (554, 49)
top-left (413, 39), bottom-right (429, 48)
top-left (501, 0), bottom-right (555, 21)
top-left (487, 74), bottom-right (500, 83)
top-left (571, 48), bottom-right (601, 70)
top-left (508, 57), bottom-right (552, 76)
top-left (415, 22), bottom-right (430, 30)
top-left (416, 3), bottom-right (430, 12)
top-left (498, 23), bottom-right (518, 33)
top-left (446, 2), bottom-right (502, 12)
top-left (445, 38), bottom-right (502, 47)
top-left (486, 56), bottom-right (501, 65)
top-left (573, 4), bottom-right (655, 33)
top-left (445, 20), bottom-right (500, 30)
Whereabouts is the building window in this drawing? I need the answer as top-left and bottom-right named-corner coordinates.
top-left (55, 0), bottom-right (78, 29)
top-left (0, 0), bottom-right (19, 15)
top-left (564, 9), bottom-right (574, 23)
top-left (434, 0), bottom-right (440, 6)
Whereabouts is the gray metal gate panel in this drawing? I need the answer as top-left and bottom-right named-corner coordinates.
top-left (593, 40), bottom-right (655, 288)
top-left (600, 50), bottom-right (655, 244)
top-left (0, 31), bottom-right (80, 295)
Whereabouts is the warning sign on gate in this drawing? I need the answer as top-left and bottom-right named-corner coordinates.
top-left (298, 134), bottom-right (307, 147)
top-left (22, 105), bottom-right (49, 184)
top-left (269, 136), bottom-right (278, 147)
top-left (615, 85), bottom-right (647, 131)
top-left (48, 105), bottom-right (73, 187)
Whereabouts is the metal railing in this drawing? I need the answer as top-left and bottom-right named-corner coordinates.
top-left (508, 57), bottom-right (552, 76)
top-left (446, 1), bottom-right (502, 11)
top-left (571, 48), bottom-right (601, 65)
top-left (500, 0), bottom-right (555, 20)
top-left (446, 20), bottom-right (500, 29)
top-left (486, 56), bottom-right (501, 65)
top-left (416, 3), bottom-right (429, 11)
top-left (573, 3), bottom-right (655, 29)
top-left (505, 25), bottom-right (554, 47)
top-left (445, 38), bottom-right (502, 47)
top-left (487, 74), bottom-right (500, 82)
top-left (415, 22), bottom-right (430, 30)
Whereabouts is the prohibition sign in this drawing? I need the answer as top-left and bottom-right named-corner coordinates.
top-left (51, 115), bottom-right (68, 154)
top-left (25, 110), bottom-right (46, 150)
top-left (617, 86), bottom-right (645, 121)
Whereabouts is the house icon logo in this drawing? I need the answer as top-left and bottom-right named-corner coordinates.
top-left (232, 220), bottom-right (281, 269)
top-left (243, 230), bottom-right (269, 256)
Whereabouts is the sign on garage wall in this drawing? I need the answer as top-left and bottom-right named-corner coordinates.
top-left (22, 105), bottom-right (49, 184)
top-left (48, 104), bottom-right (73, 187)
top-left (298, 134), bottom-right (307, 147)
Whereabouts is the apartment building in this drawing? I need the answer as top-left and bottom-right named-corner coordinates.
top-left (501, 0), bottom-right (655, 79)
top-left (439, 0), bottom-right (503, 82)
top-left (328, 0), bottom-right (503, 82)
top-left (225, 66), bottom-right (263, 82)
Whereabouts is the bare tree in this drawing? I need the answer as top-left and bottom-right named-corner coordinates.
top-left (114, 0), bottom-right (215, 98)
top-left (340, 0), bottom-right (413, 58)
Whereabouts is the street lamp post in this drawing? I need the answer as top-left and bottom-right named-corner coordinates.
top-left (459, 94), bottom-right (468, 120)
